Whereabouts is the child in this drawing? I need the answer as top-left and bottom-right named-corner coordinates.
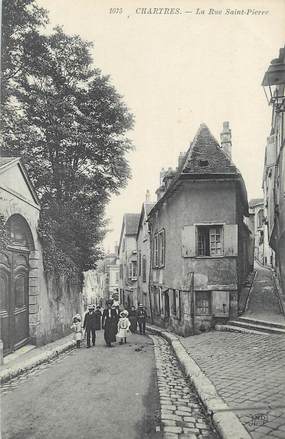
top-left (71, 314), bottom-right (83, 348)
top-left (117, 310), bottom-right (130, 344)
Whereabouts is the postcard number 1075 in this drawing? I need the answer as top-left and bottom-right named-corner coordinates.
top-left (109, 8), bottom-right (123, 14)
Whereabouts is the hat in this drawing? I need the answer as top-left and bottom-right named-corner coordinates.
top-left (106, 299), bottom-right (112, 305)
top-left (120, 310), bottom-right (129, 317)
top-left (138, 304), bottom-right (143, 308)
top-left (88, 304), bottom-right (94, 310)
top-left (73, 314), bottom-right (81, 321)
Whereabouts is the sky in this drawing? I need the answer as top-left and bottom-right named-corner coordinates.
top-left (38, 0), bottom-right (285, 252)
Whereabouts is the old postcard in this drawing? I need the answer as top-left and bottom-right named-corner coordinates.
top-left (1, 0), bottom-right (285, 438)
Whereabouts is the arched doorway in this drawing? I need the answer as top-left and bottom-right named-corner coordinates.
top-left (0, 214), bottom-right (34, 354)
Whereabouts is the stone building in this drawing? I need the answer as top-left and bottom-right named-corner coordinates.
top-left (246, 198), bottom-right (274, 267)
top-left (82, 270), bottom-right (104, 308)
top-left (118, 213), bottom-right (140, 307)
top-left (147, 123), bottom-right (253, 336)
top-left (136, 191), bottom-right (155, 314)
top-left (262, 45), bottom-right (285, 303)
top-left (0, 157), bottom-right (82, 356)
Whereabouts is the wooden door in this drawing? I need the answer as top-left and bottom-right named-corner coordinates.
top-left (12, 252), bottom-right (29, 349)
top-left (0, 251), bottom-right (29, 354)
top-left (0, 252), bottom-right (11, 354)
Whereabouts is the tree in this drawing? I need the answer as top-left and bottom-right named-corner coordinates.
top-left (1, 2), bottom-right (134, 274)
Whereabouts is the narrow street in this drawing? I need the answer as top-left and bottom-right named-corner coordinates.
top-left (1, 332), bottom-right (219, 439)
top-left (1, 332), bottom-right (161, 439)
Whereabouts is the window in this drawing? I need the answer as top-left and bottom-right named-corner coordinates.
top-left (153, 229), bottom-right (166, 267)
top-left (172, 289), bottom-right (177, 315)
top-left (142, 256), bottom-right (147, 282)
top-left (153, 235), bottom-right (158, 267)
top-left (138, 251), bottom-right (142, 276)
top-left (196, 291), bottom-right (211, 315)
top-left (158, 229), bottom-right (165, 267)
top-left (197, 225), bottom-right (223, 256)
top-left (120, 264), bottom-right (123, 279)
top-left (257, 209), bottom-right (264, 228)
top-left (128, 261), bottom-right (137, 280)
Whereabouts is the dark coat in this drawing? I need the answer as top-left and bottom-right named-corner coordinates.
top-left (94, 309), bottom-right (102, 330)
top-left (83, 311), bottom-right (97, 330)
top-left (102, 308), bottom-right (118, 344)
top-left (137, 309), bottom-right (147, 321)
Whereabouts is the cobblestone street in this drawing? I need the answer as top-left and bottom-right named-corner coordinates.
top-left (180, 331), bottom-right (285, 439)
top-left (150, 335), bottom-right (218, 439)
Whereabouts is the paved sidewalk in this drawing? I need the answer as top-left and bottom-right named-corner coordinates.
top-left (150, 334), bottom-right (218, 439)
top-left (179, 331), bottom-right (285, 439)
top-left (0, 334), bottom-right (75, 383)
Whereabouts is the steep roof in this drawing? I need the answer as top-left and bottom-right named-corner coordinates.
top-left (137, 202), bottom-right (155, 238)
top-left (182, 124), bottom-right (239, 175)
top-left (149, 123), bottom-right (249, 217)
top-left (249, 198), bottom-right (263, 208)
top-left (125, 213), bottom-right (140, 235)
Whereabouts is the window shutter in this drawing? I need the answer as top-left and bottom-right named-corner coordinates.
top-left (182, 226), bottom-right (196, 257)
top-left (224, 224), bottom-right (238, 256)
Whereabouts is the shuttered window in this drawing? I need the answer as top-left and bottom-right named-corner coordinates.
top-left (182, 224), bottom-right (238, 257)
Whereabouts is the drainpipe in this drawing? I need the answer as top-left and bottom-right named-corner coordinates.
top-left (148, 220), bottom-right (154, 324)
top-left (0, 0), bottom-right (4, 365)
top-left (189, 272), bottom-right (195, 335)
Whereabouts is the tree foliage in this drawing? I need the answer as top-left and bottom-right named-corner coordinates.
top-left (1, 0), bottom-right (134, 274)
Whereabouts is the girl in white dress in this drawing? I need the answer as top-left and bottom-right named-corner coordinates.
top-left (117, 310), bottom-right (130, 344)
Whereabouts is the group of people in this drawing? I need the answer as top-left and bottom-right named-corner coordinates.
top-left (71, 301), bottom-right (147, 349)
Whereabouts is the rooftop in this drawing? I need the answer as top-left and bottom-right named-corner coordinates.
top-left (182, 124), bottom-right (239, 175)
top-left (124, 213), bottom-right (140, 235)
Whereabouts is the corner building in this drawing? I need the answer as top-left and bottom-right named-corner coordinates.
top-left (147, 123), bottom-right (253, 335)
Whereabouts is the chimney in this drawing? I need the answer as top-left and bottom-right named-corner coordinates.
top-left (145, 189), bottom-right (151, 202)
top-left (178, 152), bottom-right (186, 169)
top-left (160, 167), bottom-right (166, 185)
top-left (220, 121), bottom-right (232, 159)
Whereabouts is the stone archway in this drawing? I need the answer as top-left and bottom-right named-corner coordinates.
top-left (0, 214), bottom-right (36, 354)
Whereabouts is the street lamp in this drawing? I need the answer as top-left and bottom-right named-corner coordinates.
top-left (262, 48), bottom-right (285, 113)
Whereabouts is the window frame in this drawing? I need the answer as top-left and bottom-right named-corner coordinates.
top-left (153, 229), bottom-right (166, 268)
top-left (196, 291), bottom-right (211, 315)
top-left (196, 224), bottom-right (224, 257)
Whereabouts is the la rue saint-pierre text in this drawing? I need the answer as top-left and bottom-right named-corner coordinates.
top-left (109, 7), bottom-right (269, 16)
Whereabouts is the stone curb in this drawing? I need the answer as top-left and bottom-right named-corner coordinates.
top-left (0, 339), bottom-right (76, 385)
top-left (147, 324), bottom-right (251, 439)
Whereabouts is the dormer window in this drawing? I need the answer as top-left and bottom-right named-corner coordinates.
top-left (199, 159), bottom-right (209, 167)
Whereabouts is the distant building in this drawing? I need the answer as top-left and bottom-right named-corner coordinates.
top-left (82, 270), bottom-right (104, 307)
top-left (246, 198), bottom-right (274, 266)
top-left (104, 250), bottom-right (120, 300)
top-left (136, 191), bottom-right (155, 314)
top-left (147, 123), bottom-right (253, 336)
top-left (262, 45), bottom-right (285, 302)
top-left (0, 157), bottom-right (82, 356)
top-left (118, 213), bottom-right (140, 307)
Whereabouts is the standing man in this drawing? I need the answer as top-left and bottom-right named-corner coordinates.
top-left (83, 305), bottom-right (97, 348)
top-left (137, 304), bottom-right (147, 335)
top-left (94, 305), bottom-right (102, 330)
top-left (102, 300), bottom-right (117, 347)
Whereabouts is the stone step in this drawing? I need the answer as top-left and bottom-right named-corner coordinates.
top-left (226, 319), bottom-right (285, 334)
top-left (215, 324), bottom-right (268, 335)
top-left (237, 316), bottom-right (285, 330)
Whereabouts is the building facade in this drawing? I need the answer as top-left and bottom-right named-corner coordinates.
top-left (147, 123), bottom-right (253, 336)
top-left (262, 46), bottom-right (285, 304)
top-left (136, 192), bottom-right (154, 314)
top-left (118, 213), bottom-right (140, 307)
top-left (247, 198), bottom-right (274, 266)
top-left (0, 158), bottom-right (82, 355)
